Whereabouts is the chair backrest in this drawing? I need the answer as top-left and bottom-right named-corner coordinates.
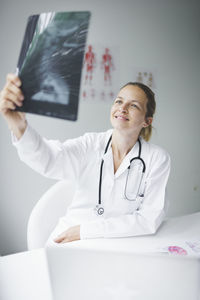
top-left (27, 180), bottom-right (75, 250)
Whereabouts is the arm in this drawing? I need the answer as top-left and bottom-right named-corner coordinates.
top-left (0, 73), bottom-right (27, 139)
top-left (12, 124), bottom-right (89, 181)
top-left (0, 75), bottom-right (87, 181)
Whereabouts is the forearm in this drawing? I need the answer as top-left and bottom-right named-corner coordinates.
top-left (80, 209), bottom-right (165, 240)
top-left (0, 73), bottom-right (27, 140)
top-left (12, 124), bottom-right (64, 180)
top-left (12, 124), bottom-right (82, 181)
top-left (9, 117), bottom-right (27, 140)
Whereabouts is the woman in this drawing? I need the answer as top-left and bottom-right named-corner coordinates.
top-left (0, 74), bottom-right (170, 245)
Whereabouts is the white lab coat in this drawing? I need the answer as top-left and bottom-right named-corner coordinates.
top-left (13, 125), bottom-right (171, 241)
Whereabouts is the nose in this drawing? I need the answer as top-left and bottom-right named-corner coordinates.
top-left (119, 103), bottom-right (128, 113)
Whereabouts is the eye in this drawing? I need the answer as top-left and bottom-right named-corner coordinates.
top-left (115, 99), bottom-right (122, 104)
top-left (130, 103), bottom-right (139, 109)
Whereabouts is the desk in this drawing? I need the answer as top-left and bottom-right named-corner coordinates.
top-left (1, 212), bottom-right (200, 300)
top-left (46, 212), bottom-right (200, 300)
top-left (0, 249), bottom-right (53, 300)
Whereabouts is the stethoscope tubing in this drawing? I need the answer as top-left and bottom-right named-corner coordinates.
top-left (98, 136), bottom-right (146, 208)
top-left (98, 136), bottom-right (112, 206)
top-left (124, 162), bottom-right (145, 201)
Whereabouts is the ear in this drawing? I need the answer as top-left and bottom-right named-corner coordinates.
top-left (143, 117), bottom-right (153, 128)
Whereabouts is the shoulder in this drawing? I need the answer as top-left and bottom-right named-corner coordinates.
top-left (80, 129), bottom-right (113, 150)
top-left (65, 129), bottom-right (112, 153)
top-left (141, 138), bottom-right (171, 165)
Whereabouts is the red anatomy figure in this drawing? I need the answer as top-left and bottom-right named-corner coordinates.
top-left (101, 48), bottom-right (114, 85)
top-left (83, 45), bottom-right (96, 85)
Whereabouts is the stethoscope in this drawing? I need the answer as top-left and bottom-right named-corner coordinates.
top-left (94, 135), bottom-right (146, 216)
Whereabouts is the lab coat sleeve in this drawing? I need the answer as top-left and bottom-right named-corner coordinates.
top-left (12, 124), bottom-right (89, 181)
top-left (80, 148), bottom-right (171, 239)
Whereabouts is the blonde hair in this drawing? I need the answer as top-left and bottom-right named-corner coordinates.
top-left (120, 82), bottom-right (156, 141)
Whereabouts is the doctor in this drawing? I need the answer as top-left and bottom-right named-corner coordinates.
top-left (0, 74), bottom-right (170, 244)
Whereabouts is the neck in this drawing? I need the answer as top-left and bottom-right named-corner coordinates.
top-left (111, 129), bottom-right (139, 160)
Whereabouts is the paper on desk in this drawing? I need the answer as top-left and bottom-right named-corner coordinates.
top-left (152, 240), bottom-right (200, 257)
top-left (185, 239), bottom-right (200, 254)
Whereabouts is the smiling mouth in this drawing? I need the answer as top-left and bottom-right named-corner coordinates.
top-left (115, 115), bottom-right (129, 121)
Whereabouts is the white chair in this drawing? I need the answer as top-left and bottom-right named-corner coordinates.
top-left (27, 180), bottom-right (75, 250)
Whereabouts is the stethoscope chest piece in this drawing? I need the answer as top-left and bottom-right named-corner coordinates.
top-left (94, 205), bottom-right (104, 216)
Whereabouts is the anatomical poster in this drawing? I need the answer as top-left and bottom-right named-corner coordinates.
top-left (16, 11), bottom-right (91, 121)
top-left (131, 67), bottom-right (157, 91)
top-left (80, 44), bottom-right (120, 102)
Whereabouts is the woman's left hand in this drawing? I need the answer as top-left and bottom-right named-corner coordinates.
top-left (54, 225), bottom-right (80, 243)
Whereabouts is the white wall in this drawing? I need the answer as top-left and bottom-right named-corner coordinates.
top-left (0, 0), bottom-right (199, 255)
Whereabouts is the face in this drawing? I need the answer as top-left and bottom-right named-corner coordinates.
top-left (110, 85), bottom-right (152, 136)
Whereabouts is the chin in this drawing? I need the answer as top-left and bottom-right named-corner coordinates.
top-left (112, 122), bottom-right (129, 132)
top-left (112, 116), bottom-right (126, 125)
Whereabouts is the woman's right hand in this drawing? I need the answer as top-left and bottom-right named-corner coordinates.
top-left (0, 73), bottom-right (27, 140)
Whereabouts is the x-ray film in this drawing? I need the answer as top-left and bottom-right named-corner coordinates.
top-left (16, 11), bottom-right (91, 120)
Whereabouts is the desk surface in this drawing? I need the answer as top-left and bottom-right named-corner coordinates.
top-left (46, 212), bottom-right (200, 300)
top-left (47, 211), bottom-right (200, 257)
top-left (0, 248), bottom-right (53, 300)
top-left (1, 212), bottom-right (200, 300)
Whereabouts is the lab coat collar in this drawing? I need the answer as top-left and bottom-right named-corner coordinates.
top-left (102, 129), bottom-right (113, 159)
top-left (101, 130), bottom-right (114, 180)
